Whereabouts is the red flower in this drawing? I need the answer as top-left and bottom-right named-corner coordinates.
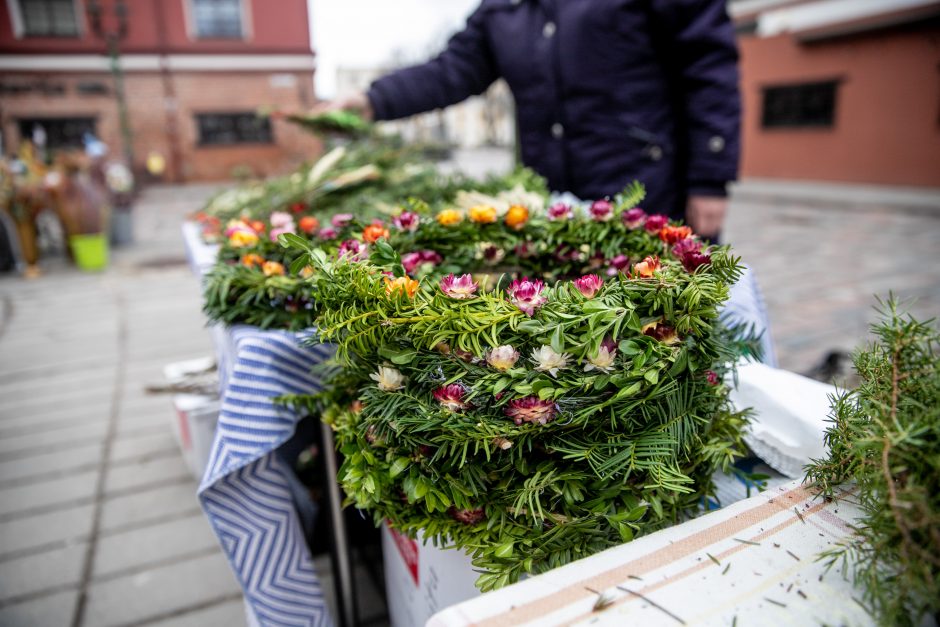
top-left (290, 202), bottom-right (306, 214)
top-left (504, 396), bottom-right (557, 425)
top-left (362, 223), bottom-right (390, 244)
top-left (298, 216), bottom-right (320, 234)
top-left (590, 199), bottom-right (614, 221)
top-left (706, 370), bottom-right (720, 385)
top-left (433, 384), bottom-right (469, 411)
top-left (621, 207), bottom-right (647, 229)
top-left (644, 214), bottom-right (668, 234)
top-left (643, 322), bottom-right (679, 344)
top-left (659, 225), bottom-right (693, 245)
top-left (672, 239), bottom-right (712, 272)
top-left (449, 507), bottom-right (485, 525)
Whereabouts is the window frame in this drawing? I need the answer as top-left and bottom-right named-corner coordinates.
top-left (760, 79), bottom-right (841, 131)
top-left (9, 0), bottom-right (83, 38)
top-left (194, 111), bottom-right (274, 147)
top-left (186, 0), bottom-right (251, 41)
top-left (17, 116), bottom-right (98, 150)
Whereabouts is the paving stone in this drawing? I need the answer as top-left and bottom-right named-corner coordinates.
top-left (109, 431), bottom-right (179, 464)
top-left (92, 512), bottom-right (220, 579)
top-left (82, 552), bottom-right (240, 627)
top-left (99, 481), bottom-right (199, 533)
top-left (0, 442), bottom-right (102, 485)
top-left (104, 454), bottom-right (191, 494)
top-left (0, 504), bottom-right (95, 558)
top-left (0, 469), bottom-right (98, 518)
top-left (0, 589), bottom-right (78, 627)
top-left (0, 543), bottom-right (86, 602)
top-left (0, 423), bottom-right (109, 457)
top-left (144, 596), bottom-right (247, 627)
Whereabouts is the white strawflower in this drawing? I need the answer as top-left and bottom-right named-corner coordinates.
top-left (486, 345), bottom-right (520, 371)
top-left (584, 345), bottom-right (617, 373)
top-left (531, 345), bottom-right (570, 378)
top-left (370, 365), bottom-right (405, 391)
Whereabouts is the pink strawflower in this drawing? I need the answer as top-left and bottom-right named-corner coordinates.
top-left (450, 507), bottom-right (485, 525)
top-left (338, 239), bottom-right (366, 260)
top-left (269, 224), bottom-right (296, 242)
top-left (706, 370), bottom-right (720, 386)
top-left (402, 250), bottom-right (442, 274)
top-left (433, 384), bottom-right (469, 411)
top-left (331, 213), bottom-right (354, 228)
top-left (270, 211), bottom-right (294, 229)
top-left (504, 396), bottom-right (557, 425)
top-left (514, 241), bottom-right (535, 258)
top-left (621, 207), bottom-right (647, 229)
top-left (393, 211), bottom-right (420, 232)
top-left (672, 238), bottom-right (702, 257)
top-left (573, 274), bottom-right (603, 298)
top-left (644, 214), bottom-right (669, 234)
top-left (605, 254), bottom-right (631, 276)
top-left (590, 199), bottom-right (614, 221)
top-left (506, 277), bottom-right (547, 316)
top-left (672, 238), bottom-right (712, 272)
top-left (439, 273), bottom-right (478, 299)
top-left (547, 202), bottom-right (573, 221)
top-left (318, 226), bottom-right (339, 240)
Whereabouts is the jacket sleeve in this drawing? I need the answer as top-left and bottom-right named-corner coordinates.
top-left (650, 0), bottom-right (741, 192)
top-left (367, 4), bottom-right (499, 121)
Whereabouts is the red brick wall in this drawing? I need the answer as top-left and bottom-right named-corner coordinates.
top-left (738, 24), bottom-right (940, 187)
top-left (1, 70), bottom-right (321, 181)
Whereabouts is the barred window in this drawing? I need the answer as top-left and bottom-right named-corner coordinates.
top-left (18, 0), bottom-right (79, 37)
top-left (192, 0), bottom-right (243, 39)
top-left (17, 117), bottom-right (96, 149)
top-left (195, 113), bottom-right (272, 146)
top-left (762, 81), bottom-right (839, 129)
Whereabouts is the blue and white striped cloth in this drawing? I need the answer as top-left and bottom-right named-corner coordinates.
top-left (198, 326), bottom-right (335, 627)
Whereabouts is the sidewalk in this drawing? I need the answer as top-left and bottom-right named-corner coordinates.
top-left (0, 183), bottom-right (244, 626)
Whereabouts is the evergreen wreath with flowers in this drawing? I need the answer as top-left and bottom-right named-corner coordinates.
top-left (279, 182), bottom-right (757, 590)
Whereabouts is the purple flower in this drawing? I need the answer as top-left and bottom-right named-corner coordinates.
top-left (439, 273), bottom-right (478, 299)
top-left (504, 397), bottom-right (557, 425)
top-left (338, 239), bottom-right (366, 260)
top-left (573, 274), bottom-right (603, 298)
top-left (506, 277), bottom-right (547, 316)
top-left (318, 226), bottom-right (339, 240)
top-left (547, 202), bottom-right (573, 221)
top-left (644, 214), bottom-right (669, 234)
top-left (331, 213), bottom-right (354, 228)
top-left (605, 254), bottom-right (631, 276)
top-left (590, 199), bottom-right (614, 222)
top-left (393, 211), bottom-right (420, 232)
top-left (672, 239), bottom-right (711, 272)
top-left (621, 207), bottom-right (647, 229)
top-left (433, 384), bottom-right (469, 411)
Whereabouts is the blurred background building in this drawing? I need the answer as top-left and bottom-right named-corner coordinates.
top-left (731, 0), bottom-right (940, 187)
top-left (0, 0), bottom-right (319, 182)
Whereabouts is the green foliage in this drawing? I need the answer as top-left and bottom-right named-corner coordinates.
top-left (806, 297), bottom-right (940, 626)
top-left (279, 193), bottom-right (754, 590)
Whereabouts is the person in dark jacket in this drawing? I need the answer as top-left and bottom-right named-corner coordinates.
top-left (324, 0), bottom-right (740, 238)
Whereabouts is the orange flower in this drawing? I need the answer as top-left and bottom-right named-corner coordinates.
top-left (299, 265), bottom-right (315, 278)
top-left (436, 209), bottom-right (463, 226)
top-left (299, 216), bottom-right (320, 234)
top-left (384, 275), bottom-right (420, 298)
top-left (250, 220), bottom-right (266, 234)
top-left (632, 255), bottom-right (661, 278)
top-left (659, 225), bottom-right (692, 245)
top-left (229, 230), bottom-right (259, 248)
top-left (362, 223), bottom-right (390, 243)
top-left (505, 205), bottom-right (529, 230)
top-left (241, 253), bottom-right (265, 268)
top-left (262, 261), bottom-right (286, 276)
top-left (469, 205), bottom-right (498, 224)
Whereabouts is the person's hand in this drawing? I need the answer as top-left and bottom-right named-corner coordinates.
top-left (686, 195), bottom-right (727, 239)
top-left (312, 92), bottom-right (374, 121)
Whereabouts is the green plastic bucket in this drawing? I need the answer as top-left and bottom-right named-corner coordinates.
top-left (69, 233), bottom-right (109, 271)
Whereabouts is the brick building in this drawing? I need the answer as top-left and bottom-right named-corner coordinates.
top-left (731, 0), bottom-right (940, 188)
top-left (0, 0), bottom-right (320, 181)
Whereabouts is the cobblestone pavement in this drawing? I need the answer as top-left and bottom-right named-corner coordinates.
top-left (0, 160), bottom-right (938, 626)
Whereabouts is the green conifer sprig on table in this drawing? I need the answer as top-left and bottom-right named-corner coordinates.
top-left (805, 297), bottom-right (940, 626)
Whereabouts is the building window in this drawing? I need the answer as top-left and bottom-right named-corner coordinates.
top-left (761, 81), bottom-right (839, 129)
top-left (195, 113), bottom-right (272, 146)
top-left (191, 0), bottom-right (243, 39)
top-left (17, 117), bottom-right (96, 150)
top-left (18, 0), bottom-right (80, 37)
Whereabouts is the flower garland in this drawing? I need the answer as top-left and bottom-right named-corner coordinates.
top-left (280, 183), bottom-right (754, 590)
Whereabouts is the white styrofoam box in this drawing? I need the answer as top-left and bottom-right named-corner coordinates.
top-left (729, 361), bottom-right (836, 478)
top-left (163, 357), bottom-right (220, 480)
top-left (381, 523), bottom-right (480, 627)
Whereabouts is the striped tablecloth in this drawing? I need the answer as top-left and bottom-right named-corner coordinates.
top-left (429, 480), bottom-right (871, 627)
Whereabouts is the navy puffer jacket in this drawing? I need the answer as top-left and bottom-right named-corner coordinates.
top-left (367, 0), bottom-right (740, 218)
